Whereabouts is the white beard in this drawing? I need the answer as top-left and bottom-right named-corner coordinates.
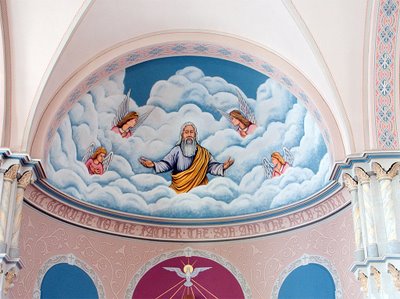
top-left (181, 138), bottom-right (197, 157)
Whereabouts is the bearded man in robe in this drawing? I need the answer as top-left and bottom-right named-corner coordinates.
top-left (139, 122), bottom-right (234, 193)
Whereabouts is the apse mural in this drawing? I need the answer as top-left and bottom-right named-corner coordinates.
top-left (46, 56), bottom-right (331, 219)
top-left (131, 256), bottom-right (245, 298)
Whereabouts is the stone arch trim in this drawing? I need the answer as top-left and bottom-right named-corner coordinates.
top-left (271, 254), bottom-right (343, 299)
top-left (32, 253), bottom-right (105, 299)
top-left (125, 247), bottom-right (251, 299)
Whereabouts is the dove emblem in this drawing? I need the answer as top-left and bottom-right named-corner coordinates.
top-left (163, 264), bottom-right (212, 287)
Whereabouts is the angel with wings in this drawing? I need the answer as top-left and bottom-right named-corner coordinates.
top-left (82, 143), bottom-right (113, 175)
top-left (263, 147), bottom-right (294, 179)
top-left (111, 90), bottom-right (154, 138)
top-left (163, 264), bottom-right (211, 287)
top-left (219, 89), bottom-right (257, 138)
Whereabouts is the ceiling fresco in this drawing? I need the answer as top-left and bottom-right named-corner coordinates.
top-left (45, 56), bottom-right (331, 220)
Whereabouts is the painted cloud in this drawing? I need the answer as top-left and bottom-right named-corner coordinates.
top-left (46, 67), bottom-right (330, 218)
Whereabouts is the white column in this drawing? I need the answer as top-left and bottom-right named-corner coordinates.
top-left (355, 167), bottom-right (379, 257)
top-left (9, 171), bottom-right (32, 258)
top-left (0, 165), bottom-right (19, 252)
top-left (372, 162), bottom-right (400, 254)
top-left (343, 173), bottom-right (365, 261)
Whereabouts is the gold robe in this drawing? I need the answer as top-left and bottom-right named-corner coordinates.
top-left (170, 145), bottom-right (210, 193)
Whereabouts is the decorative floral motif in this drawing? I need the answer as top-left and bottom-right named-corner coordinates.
top-left (378, 52), bottom-right (392, 69)
top-left (262, 63), bottom-right (274, 74)
top-left (68, 89), bottom-right (81, 104)
top-left (148, 47), bottom-right (163, 55)
top-left (105, 62), bottom-right (119, 74)
top-left (281, 76), bottom-right (293, 87)
top-left (171, 44), bottom-right (186, 52)
top-left (378, 79), bottom-right (391, 96)
top-left (375, 0), bottom-right (399, 149)
top-left (383, 0), bottom-right (398, 16)
top-left (378, 104), bottom-right (393, 122)
top-left (380, 129), bottom-right (395, 147)
top-left (218, 48), bottom-right (231, 56)
top-left (379, 25), bottom-right (394, 43)
top-left (193, 45), bottom-right (208, 52)
top-left (240, 54), bottom-right (253, 63)
top-left (86, 74), bottom-right (99, 86)
top-left (125, 53), bottom-right (139, 63)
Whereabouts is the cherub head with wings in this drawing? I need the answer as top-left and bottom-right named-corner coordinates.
top-left (82, 143), bottom-right (113, 176)
top-left (219, 89), bottom-right (257, 138)
top-left (263, 147), bottom-right (294, 179)
top-left (111, 90), bottom-right (154, 138)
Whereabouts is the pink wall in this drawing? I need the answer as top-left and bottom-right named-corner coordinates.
top-left (11, 203), bottom-right (361, 298)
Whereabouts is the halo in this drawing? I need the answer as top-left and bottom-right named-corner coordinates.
top-left (183, 264), bottom-right (193, 273)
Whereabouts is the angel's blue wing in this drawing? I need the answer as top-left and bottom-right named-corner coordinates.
top-left (262, 157), bottom-right (274, 179)
top-left (82, 143), bottom-right (96, 163)
top-left (283, 147), bottom-right (294, 166)
top-left (103, 152), bottom-right (113, 172)
top-left (236, 89), bottom-right (256, 124)
top-left (129, 106), bottom-right (155, 134)
top-left (112, 90), bottom-right (131, 127)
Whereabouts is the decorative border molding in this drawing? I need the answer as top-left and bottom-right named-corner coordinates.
top-left (374, 0), bottom-right (400, 149)
top-left (271, 254), bottom-right (343, 299)
top-left (24, 183), bottom-right (349, 241)
top-left (124, 247), bottom-right (251, 299)
top-left (32, 254), bottom-right (105, 299)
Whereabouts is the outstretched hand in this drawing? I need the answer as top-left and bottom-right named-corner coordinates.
top-left (139, 157), bottom-right (155, 168)
top-left (223, 157), bottom-right (234, 170)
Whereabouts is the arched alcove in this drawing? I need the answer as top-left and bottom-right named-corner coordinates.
top-left (33, 254), bottom-right (105, 299)
top-left (126, 247), bottom-right (251, 298)
top-left (278, 263), bottom-right (335, 299)
top-left (40, 263), bottom-right (98, 299)
top-left (272, 254), bottom-right (342, 299)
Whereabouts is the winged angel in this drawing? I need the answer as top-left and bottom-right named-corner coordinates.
top-left (82, 143), bottom-right (113, 175)
top-left (218, 89), bottom-right (257, 138)
top-left (163, 264), bottom-right (212, 287)
top-left (111, 90), bottom-right (155, 138)
top-left (263, 147), bottom-right (294, 179)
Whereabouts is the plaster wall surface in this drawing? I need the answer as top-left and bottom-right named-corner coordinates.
top-left (12, 203), bottom-right (361, 298)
